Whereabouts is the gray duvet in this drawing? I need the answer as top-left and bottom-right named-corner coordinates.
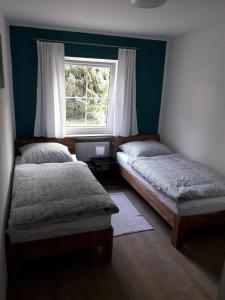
top-left (8, 161), bottom-right (119, 230)
top-left (129, 154), bottom-right (225, 201)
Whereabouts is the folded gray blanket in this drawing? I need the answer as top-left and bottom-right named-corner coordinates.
top-left (129, 154), bottom-right (225, 201)
top-left (8, 161), bottom-right (119, 230)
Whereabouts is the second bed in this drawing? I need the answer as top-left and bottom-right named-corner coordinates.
top-left (114, 135), bottom-right (225, 248)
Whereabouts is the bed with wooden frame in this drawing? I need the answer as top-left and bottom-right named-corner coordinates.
top-left (113, 134), bottom-right (225, 249)
top-left (6, 137), bottom-right (113, 275)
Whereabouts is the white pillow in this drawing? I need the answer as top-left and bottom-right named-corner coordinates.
top-left (19, 143), bottom-right (74, 164)
top-left (119, 140), bottom-right (172, 158)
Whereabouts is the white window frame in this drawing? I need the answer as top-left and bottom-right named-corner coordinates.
top-left (65, 57), bottom-right (117, 136)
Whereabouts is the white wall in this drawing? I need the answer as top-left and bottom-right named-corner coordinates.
top-left (159, 22), bottom-right (225, 175)
top-left (0, 13), bottom-right (15, 300)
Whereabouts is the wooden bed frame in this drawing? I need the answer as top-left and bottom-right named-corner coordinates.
top-left (7, 137), bottom-right (114, 276)
top-left (113, 134), bottom-right (225, 249)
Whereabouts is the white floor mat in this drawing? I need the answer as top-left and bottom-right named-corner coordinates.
top-left (110, 192), bottom-right (154, 237)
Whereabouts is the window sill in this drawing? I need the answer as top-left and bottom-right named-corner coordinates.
top-left (65, 133), bottom-right (115, 139)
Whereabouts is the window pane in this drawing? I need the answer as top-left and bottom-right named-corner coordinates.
top-left (66, 98), bottom-right (86, 127)
top-left (86, 97), bottom-right (108, 127)
top-left (65, 59), bottom-right (115, 132)
top-left (65, 64), bottom-right (86, 97)
top-left (87, 66), bottom-right (110, 98)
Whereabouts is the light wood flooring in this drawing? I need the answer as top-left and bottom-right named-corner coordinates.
top-left (7, 180), bottom-right (225, 300)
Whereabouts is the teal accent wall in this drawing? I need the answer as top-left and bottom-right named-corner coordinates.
top-left (10, 26), bottom-right (166, 138)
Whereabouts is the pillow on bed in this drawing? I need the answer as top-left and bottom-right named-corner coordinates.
top-left (119, 140), bottom-right (173, 158)
top-left (19, 143), bottom-right (74, 164)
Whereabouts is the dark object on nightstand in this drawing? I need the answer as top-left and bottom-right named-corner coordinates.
top-left (90, 156), bottom-right (117, 185)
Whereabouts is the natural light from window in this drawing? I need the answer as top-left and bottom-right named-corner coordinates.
top-left (65, 57), bottom-right (117, 135)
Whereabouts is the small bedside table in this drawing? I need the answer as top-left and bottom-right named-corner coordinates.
top-left (91, 156), bottom-right (116, 171)
top-left (90, 156), bottom-right (117, 185)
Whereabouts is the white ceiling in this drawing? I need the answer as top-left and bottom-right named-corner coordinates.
top-left (0, 0), bottom-right (225, 38)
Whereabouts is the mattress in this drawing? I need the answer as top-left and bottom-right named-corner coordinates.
top-left (7, 215), bottom-right (111, 243)
top-left (117, 152), bottom-right (225, 216)
top-left (7, 155), bottom-right (113, 243)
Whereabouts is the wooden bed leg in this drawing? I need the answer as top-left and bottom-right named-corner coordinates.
top-left (171, 217), bottom-right (187, 249)
top-left (102, 227), bottom-right (113, 263)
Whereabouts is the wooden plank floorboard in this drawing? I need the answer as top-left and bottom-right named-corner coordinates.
top-left (7, 182), bottom-right (225, 300)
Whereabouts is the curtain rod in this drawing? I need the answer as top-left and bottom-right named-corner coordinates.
top-left (32, 38), bottom-right (139, 50)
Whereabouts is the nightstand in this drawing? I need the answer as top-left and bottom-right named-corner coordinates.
top-left (90, 156), bottom-right (117, 185)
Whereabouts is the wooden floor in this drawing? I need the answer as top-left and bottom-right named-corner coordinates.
top-left (7, 180), bottom-right (225, 300)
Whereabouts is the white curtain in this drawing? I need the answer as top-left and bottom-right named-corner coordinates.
top-left (34, 41), bottom-right (65, 138)
top-left (114, 48), bottom-right (138, 136)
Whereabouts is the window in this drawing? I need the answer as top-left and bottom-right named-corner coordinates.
top-left (65, 57), bottom-right (117, 135)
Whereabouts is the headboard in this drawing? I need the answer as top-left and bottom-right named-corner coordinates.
top-left (112, 134), bottom-right (160, 153)
top-left (15, 137), bottom-right (76, 156)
